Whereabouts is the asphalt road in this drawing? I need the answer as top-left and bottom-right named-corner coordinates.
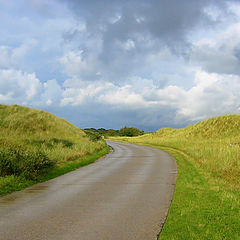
top-left (0, 141), bottom-right (177, 240)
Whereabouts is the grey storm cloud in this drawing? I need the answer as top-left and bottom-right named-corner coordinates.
top-left (191, 44), bottom-right (240, 76)
top-left (64, 0), bottom-right (230, 52)
top-left (60, 0), bottom-right (235, 83)
top-left (234, 47), bottom-right (240, 62)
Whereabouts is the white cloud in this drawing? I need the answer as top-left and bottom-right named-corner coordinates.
top-left (158, 71), bottom-right (240, 121)
top-left (59, 50), bottom-right (99, 79)
top-left (56, 70), bottom-right (240, 125)
top-left (0, 43), bottom-right (34, 68)
top-left (61, 80), bottom-right (108, 106)
top-left (99, 85), bottom-right (146, 106)
top-left (41, 79), bottom-right (63, 106)
top-left (0, 69), bottom-right (42, 103)
top-left (157, 85), bottom-right (186, 104)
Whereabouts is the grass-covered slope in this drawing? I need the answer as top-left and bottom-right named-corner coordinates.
top-left (155, 114), bottom-right (240, 139)
top-left (0, 104), bottom-right (108, 195)
top-left (0, 104), bottom-right (87, 141)
top-left (111, 115), bottom-right (240, 239)
top-left (128, 114), bottom-right (240, 186)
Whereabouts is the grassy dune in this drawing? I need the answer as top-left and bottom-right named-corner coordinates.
top-left (110, 115), bottom-right (240, 239)
top-left (0, 104), bottom-right (109, 195)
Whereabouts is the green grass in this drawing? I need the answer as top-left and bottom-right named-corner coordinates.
top-left (158, 147), bottom-right (239, 239)
top-left (0, 104), bottom-right (109, 196)
top-left (0, 146), bottom-right (109, 196)
top-left (109, 114), bottom-right (240, 239)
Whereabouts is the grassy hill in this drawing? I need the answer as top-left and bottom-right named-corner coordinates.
top-left (0, 104), bottom-right (108, 195)
top-left (154, 114), bottom-right (240, 139)
top-left (184, 114), bottom-right (240, 138)
top-left (110, 115), bottom-right (240, 239)
top-left (0, 104), bottom-right (89, 141)
top-left (121, 114), bottom-right (240, 186)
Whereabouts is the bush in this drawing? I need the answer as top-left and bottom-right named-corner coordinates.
top-left (84, 130), bottom-right (102, 142)
top-left (119, 126), bottom-right (144, 137)
top-left (0, 147), bottom-right (55, 180)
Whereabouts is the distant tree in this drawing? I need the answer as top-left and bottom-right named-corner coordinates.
top-left (97, 128), bottom-right (108, 135)
top-left (107, 129), bottom-right (119, 136)
top-left (84, 128), bottom-right (119, 136)
top-left (119, 126), bottom-right (144, 137)
top-left (84, 127), bottom-right (143, 137)
top-left (84, 128), bottom-right (98, 133)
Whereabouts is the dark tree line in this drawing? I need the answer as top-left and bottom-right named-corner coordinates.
top-left (84, 126), bottom-right (144, 137)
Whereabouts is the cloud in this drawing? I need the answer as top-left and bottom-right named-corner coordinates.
top-left (0, 69), bottom-right (42, 104)
top-left (55, 69), bottom-right (240, 127)
top-left (66, 0), bottom-right (231, 53)
top-left (56, 0), bottom-right (237, 85)
top-left (1, 0), bottom-right (240, 130)
top-left (58, 50), bottom-right (100, 80)
top-left (157, 71), bottom-right (240, 121)
top-left (0, 0), bottom-right (81, 78)
top-left (0, 67), bottom-right (237, 129)
top-left (190, 21), bottom-right (240, 75)
top-left (41, 79), bottom-right (63, 106)
top-left (98, 85), bottom-right (146, 106)
top-left (0, 44), bottom-right (33, 69)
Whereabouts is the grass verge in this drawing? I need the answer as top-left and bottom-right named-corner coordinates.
top-left (157, 146), bottom-right (240, 240)
top-left (109, 137), bottom-right (240, 239)
top-left (0, 146), bottom-right (109, 196)
top-left (0, 104), bottom-right (109, 196)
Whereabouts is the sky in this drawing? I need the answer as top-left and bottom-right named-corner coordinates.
top-left (1, 0), bottom-right (240, 131)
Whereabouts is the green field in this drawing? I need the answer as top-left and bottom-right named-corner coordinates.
top-left (110, 115), bottom-right (240, 239)
top-left (0, 104), bottom-right (109, 195)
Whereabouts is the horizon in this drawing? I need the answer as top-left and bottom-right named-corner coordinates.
top-left (1, 0), bottom-right (240, 131)
top-left (4, 103), bottom-right (240, 133)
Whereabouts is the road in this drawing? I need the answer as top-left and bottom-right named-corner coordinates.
top-left (0, 141), bottom-right (177, 240)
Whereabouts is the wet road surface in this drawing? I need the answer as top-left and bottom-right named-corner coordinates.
top-left (0, 141), bottom-right (177, 240)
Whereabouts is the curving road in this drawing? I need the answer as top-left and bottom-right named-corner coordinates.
top-left (0, 141), bottom-right (177, 240)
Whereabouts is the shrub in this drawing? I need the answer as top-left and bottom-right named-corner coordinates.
top-left (84, 130), bottom-right (102, 142)
top-left (119, 126), bottom-right (144, 137)
top-left (0, 147), bottom-right (55, 180)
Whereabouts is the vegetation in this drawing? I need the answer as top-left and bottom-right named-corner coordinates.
top-left (0, 104), bottom-right (108, 195)
top-left (85, 128), bottom-right (120, 136)
top-left (85, 126), bottom-right (144, 137)
top-left (119, 126), bottom-right (144, 137)
top-left (0, 147), bottom-right (54, 180)
top-left (110, 114), bottom-right (240, 239)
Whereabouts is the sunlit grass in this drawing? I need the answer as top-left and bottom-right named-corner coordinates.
top-left (110, 114), bottom-right (240, 239)
top-left (0, 104), bottom-right (108, 195)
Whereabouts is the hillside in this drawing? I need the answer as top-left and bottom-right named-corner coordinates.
top-left (114, 114), bottom-right (240, 239)
top-left (151, 114), bottom-right (240, 139)
top-left (184, 114), bottom-right (240, 138)
top-left (118, 114), bottom-right (240, 186)
top-left (0, 104), bottom-right (108, 195)
top-left (0, 104), bottom-right (85, 138)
